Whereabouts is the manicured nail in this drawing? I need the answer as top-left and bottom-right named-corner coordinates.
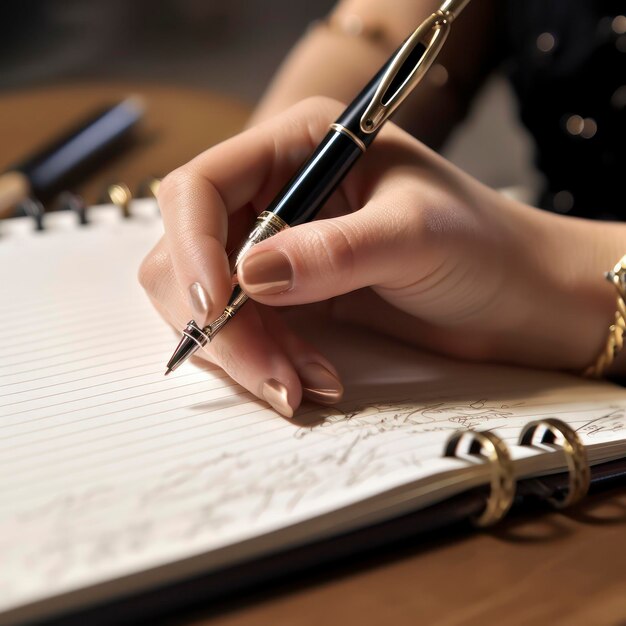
top-left (239, 250), bottom-right (293, 295)
top-left (300, 362), bottom-right (343, 405)
top-left (262, 378), bottom-right (294, 417)
top-left (188, 282), bottom-right (212, 325)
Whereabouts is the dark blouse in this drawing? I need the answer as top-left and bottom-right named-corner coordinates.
top-left (500, 0), bottom-right (625, 219)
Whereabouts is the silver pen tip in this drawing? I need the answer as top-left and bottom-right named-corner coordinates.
top-left (164, 320), bottom-right (210, 374)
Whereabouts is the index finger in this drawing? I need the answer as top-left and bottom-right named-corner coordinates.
top-left (156, 97), bottom-right (345, 325)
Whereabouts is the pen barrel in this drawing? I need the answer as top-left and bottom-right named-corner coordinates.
top-left (265, 51), bottom-right (401, 227)
top-left (268, 130), bottom-right (364, 226)
top-left (333, 60), bottom-right (391, 148)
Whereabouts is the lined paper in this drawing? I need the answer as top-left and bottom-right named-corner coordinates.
top-left (1, 202), bottom-right (625, 624)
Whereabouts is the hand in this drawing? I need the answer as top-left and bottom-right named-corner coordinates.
top-left (139, 97), bottom-right (623, 417)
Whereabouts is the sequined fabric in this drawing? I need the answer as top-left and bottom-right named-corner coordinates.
top-left (501, 0), bottom-right (625, 218)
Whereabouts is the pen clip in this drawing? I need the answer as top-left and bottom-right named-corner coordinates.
top-left (359, 11), bottom-right (452, 134)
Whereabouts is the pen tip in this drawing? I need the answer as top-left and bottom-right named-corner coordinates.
top-left (164, 367), bottom-right (172, 376)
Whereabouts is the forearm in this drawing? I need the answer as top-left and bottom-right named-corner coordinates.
top-left (249, 0), bottom-right (500, 149)
top-left (543, 212), bottom-right (626, 378)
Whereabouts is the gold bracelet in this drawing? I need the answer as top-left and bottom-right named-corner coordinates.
top-left (583, 254), bottom-right (626, 378)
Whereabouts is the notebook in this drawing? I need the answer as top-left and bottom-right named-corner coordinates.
top-left (1, 201), bottom-right (625, 625)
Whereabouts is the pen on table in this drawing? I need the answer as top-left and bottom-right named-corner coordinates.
top-left (166, 0), bottom-right (471, 375)
top-left (0, 97), bottom-right (144, 218)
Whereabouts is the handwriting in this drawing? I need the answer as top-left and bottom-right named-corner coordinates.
top-left (576, 408), bottom-right (626, 437)
top-left (3, 394), bottom-right (626, 607)
top-left (294, 398), bottom-right (515, 439)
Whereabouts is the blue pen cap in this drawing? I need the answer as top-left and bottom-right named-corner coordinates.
top-left (14, 97), bottom-right (144, 200)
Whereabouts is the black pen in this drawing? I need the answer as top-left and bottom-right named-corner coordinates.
top-left (166, 0), bottom-right (471, 374)
top-left (0, 98), bottom-right (144, 218)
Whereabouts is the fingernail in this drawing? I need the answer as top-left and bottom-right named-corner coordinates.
top-left (300, 362), bottom-right (343, 405)
top-left (239, 250), bottom-right (293, 295)
top-left (262, 378), bottom-right (294, 417)
top-left (188, 282), bottom-right (212, 325)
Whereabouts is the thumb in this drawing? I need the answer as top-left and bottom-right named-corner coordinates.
top-left (237, 205), bottom-right (420, 305)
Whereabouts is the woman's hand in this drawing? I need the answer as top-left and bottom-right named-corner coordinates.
top-left (139, 97), bottom-right (624, 417)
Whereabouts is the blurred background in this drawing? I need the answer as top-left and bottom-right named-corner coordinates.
top-left (0, 0), bottom-right (541, 196)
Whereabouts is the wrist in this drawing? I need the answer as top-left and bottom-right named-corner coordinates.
top-left (512, 208), bottom-right (626, 373)
top-left (581, 254), bottom-right (626, 380)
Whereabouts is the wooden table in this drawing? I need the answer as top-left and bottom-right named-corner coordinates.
top-left (0, 83), bottom-right (250, 208)
top-left (188, 490), bottom-right (626, 626)
top-left (1, 85), bottom-right (624, 626)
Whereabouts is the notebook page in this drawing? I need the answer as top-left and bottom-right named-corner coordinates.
top-left (1, 203), bottom-right (625, 623)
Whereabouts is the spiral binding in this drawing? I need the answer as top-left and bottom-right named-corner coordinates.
top-left (96, 178), bottom-right (162, 219)
top-left (17, 198), bottom-right (45, 231)
top-left (444, 430), bottom-right (515, 527)
top-left (57, 191), bottom-right (89, 225)
top-left (443, 417), bottom-right (591, 527)
top-left (100, 182), bottom-right (133, 218)
top-left (136, 177), bottom-right (161, 199)
top-left (12, 178), bottom-right (162, 231)
top-left (519, 418), bottom-right (590, 509)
